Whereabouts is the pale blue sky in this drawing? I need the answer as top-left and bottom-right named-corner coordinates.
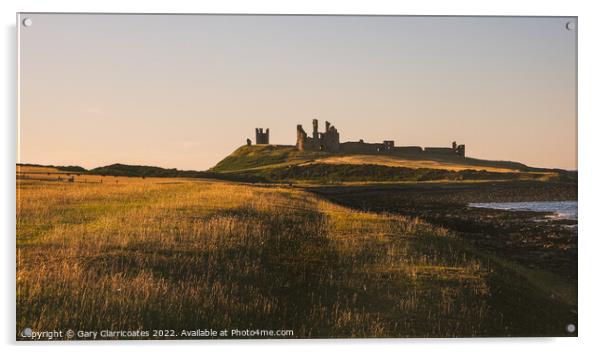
top-left (19, 14), bottom-right (577, 170)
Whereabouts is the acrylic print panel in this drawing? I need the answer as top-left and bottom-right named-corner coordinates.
top-left (16, 13), bottom-right (577, 340)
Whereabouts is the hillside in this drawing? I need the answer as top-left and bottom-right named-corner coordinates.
top-left (88, 163), bottom-right (264, 182)
top-left (17, 163), bottom-right (87, 173)
top-left (312, 155), bottom-right (524, 172)
top-left (212, 145), bottom-right (534, 173)
top-left (210, 145), bottom-right (565, 183)
top-left (209, 145), bottom-right (331, 173)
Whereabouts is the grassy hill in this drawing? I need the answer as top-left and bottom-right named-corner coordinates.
top-left (87, 163), bottom-right (265, 182)
top-left (209, 145), bottom-right (331, 173)
top-left (313, 154), bottom-right (528, 172)
top-left (210, 145), bottom-right (565, 183)
top-left (212, 145), bottom-right (533, 173)
top-left (17, 163), bottom-right (87, 173)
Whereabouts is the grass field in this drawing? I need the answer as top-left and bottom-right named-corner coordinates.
top-left (16, 168), bottom-right (576, 338)
top-left (305, 155), bottom-right (519, 172)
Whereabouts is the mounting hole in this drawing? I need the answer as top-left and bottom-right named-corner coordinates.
top-left (565, 21), bottom-right (576, 31)
top-left (22, 18), bottom-right (32, 27)
top-left (566, 323), bottom-right (576, 333)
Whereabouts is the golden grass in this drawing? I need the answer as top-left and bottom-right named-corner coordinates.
top-left (310, 155), bottom-right (519, 172)
top-left (16, 175), bottom-right (559, 338)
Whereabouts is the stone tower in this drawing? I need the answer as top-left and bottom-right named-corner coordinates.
top-left (296, 125), bottom-right (307, 150)
top-left (255, 128), bottom-right (270, 144)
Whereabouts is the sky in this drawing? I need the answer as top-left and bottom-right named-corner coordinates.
top-left (18, 14), bottom-right (577, 170)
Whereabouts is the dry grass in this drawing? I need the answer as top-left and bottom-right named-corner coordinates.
top-left (17, 175), bottom-right (549, 338)
top-left (16, 167), bottom-right (169, 185)
top-left (310, 155), bottom-right (518, 172)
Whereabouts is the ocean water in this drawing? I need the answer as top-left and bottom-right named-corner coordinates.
top-left (468, 201), bottom-right (578, 220)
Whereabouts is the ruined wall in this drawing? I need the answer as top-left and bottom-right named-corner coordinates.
top-left (339, 142), bottom-right (383, 154)
top-left (339, 142), bottom-right (423, 155)
top-left (296, 125), bottom-right (307, 150)
top-left (292, 120), bottom-right (465, 157)
top-left (456, 144), bottom-right (466, 157)
top-left (392, 146), bottom-right (423, 154)
top-left (424, 147), bottom-right (457, 155)
top-left (424, 142), bottom-right (465, 157)
top-left (321, 122), bottom-right (340, 151)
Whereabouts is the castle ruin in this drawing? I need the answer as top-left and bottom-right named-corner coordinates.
top-left (296, 119), bottom-right (340, 152)
top-left (255, 128), bottom-right (270, 144)
top-left (251, 119), bottom-right (466, 157)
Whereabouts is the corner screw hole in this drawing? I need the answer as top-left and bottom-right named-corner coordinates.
top-left (566, 22), bottom-right (576, 31)
top-left (566, 323), bottom-right (576, 333)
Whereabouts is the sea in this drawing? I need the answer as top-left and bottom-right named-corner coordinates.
top-left (468, 201), bottom-right (578, 221)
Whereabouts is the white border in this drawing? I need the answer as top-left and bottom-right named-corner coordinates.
top-left (3, 1), bottom-right (601, 353)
